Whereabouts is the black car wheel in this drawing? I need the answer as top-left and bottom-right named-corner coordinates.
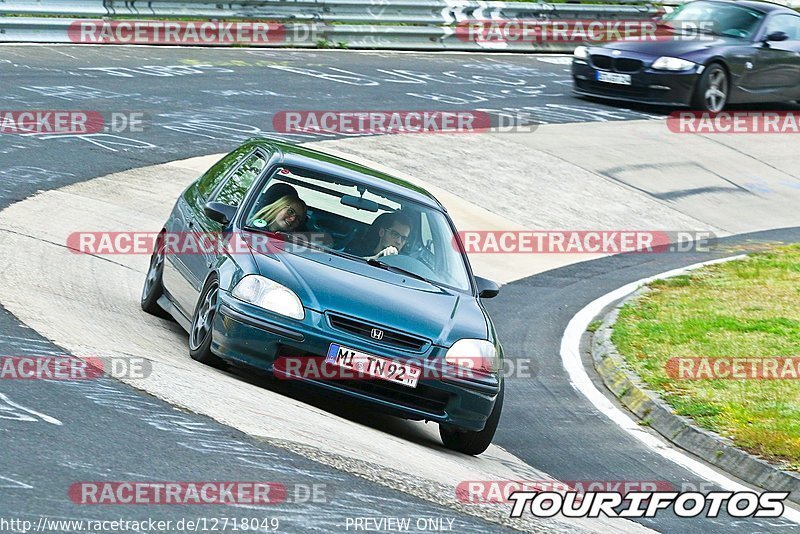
top-left (693, 64), bottom-right (728, 112)
top-left (189, 277), bottom-right (225, 367)
top-left (440, 383), bottom-right (504, 456)
top-left (141, 233), bottom-right (169, 318)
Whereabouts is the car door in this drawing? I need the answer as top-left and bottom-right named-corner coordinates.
top-left (740, 14), bottom-right (800, 98)
top-left (187, 149), bottom-right (270, 302)
top-left (162, 147), bottom-right (250, 317)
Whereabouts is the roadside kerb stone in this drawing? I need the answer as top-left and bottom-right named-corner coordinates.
top-left (591, 286), bottom-right (800, 505)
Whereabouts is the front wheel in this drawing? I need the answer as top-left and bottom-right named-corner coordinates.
top-left (189, 277), bottom-right (226, 368)
top-left (141, 234), bottom-right (169, 318)
top-left (440, 384), bottom-right (504, 456)
top-left (692, 64), bottom-right (728, 112)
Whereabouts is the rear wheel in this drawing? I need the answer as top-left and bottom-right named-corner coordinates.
top-left (189, 277), bottom-right (225, 368)
top-left (440, 384), bottom-right (504, 456)
top-left (692, 64), bottom-right (728, 112)
top-left (141, 233), bottom-right (169, 318)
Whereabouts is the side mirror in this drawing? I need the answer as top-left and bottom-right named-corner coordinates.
top-left (475, 276), bottom-right (500, 299)
top-left (204, 202), bottom-right (237, 226)
top-left (765, 30), bottom-right (789, 43)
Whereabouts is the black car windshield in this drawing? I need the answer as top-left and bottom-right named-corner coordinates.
top-left (243, 166), bottom-right (472, 292)
top-left (662, 1), bottom-right (765, 38)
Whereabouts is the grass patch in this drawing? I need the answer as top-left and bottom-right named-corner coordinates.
top-left (612, 245), bottom-right (800, 470)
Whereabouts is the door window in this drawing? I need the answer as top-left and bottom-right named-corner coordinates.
top-left (214, 151), bottom-right (268, 207)
top-left (764, 15), bottom-right (800, 40)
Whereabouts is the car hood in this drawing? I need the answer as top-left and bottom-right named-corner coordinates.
top-left (248, 243), bottom-right (489, 346)
top-left (601, 35), bottom-right (740, 57)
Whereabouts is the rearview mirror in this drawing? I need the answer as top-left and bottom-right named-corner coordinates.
top-left (765, 30), bottom-right (789, 42)
top-left (204, 202), bottom-right (237, 226)
top-left (341, 195), bottom-right (379, 212)
top-left (475, 276), bottom-right (500, 299)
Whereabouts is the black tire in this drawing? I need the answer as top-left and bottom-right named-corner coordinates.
top-left (189, 276), bottom-right (226, 368)
top-left (692, 64), bottom-right (728, 112)
top-left (141, 233), bottom-right (170, 319)
top-left (440, 383), bottom-right (504, 456)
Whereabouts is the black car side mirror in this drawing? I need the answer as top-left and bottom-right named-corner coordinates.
top-left (204, 202), bottom-right (237, 226)
top-left (475, 276), bottom-right (500, 299)
top-left (764, 30), bottom-right (789, 43)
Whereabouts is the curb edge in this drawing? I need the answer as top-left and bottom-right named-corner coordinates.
top-left (591, 286), bottom-right (800, 505)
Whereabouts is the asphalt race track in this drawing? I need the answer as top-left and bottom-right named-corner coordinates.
top-left (1, 45), bottom-right (799, 534)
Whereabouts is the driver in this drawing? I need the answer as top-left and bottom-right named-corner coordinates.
top-left (348, 212), bottom-right (412, 261)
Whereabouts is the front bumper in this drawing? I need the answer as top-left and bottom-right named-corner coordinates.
top-left (212, 291), bottom-right (501, 432)
top-left (572, 57), bottom-right (699, 107)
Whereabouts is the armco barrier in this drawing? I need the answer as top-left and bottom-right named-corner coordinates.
top-left (0, 0), bottom-right (798, 51)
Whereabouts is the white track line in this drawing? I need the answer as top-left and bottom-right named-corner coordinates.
top-left (559, 255), bottom-right (800, 524)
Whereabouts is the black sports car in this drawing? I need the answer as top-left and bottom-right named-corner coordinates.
top-left (572, 0), bottom-right (800, 111)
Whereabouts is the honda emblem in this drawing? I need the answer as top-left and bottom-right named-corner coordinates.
top-left (370, 328), bottom-right (384, 340)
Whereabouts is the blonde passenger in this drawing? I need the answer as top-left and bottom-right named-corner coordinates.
top-left (251, 195), bottom-right (307, 232)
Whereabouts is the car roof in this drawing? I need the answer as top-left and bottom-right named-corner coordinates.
top-left (697, 0), bottom-right (798, 14)
top-left (245, 137), bottom-right (444, 211)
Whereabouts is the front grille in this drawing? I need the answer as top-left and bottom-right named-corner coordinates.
top-left (590, 54), bottom-right (643, 73)
top-left (333, 379), bottom-right (449, 415)
top-left (327, 313), bottom-right (428, 352)
top-left (614, 58), bottom-right (643, 73)
top-left (591, 54), bottom-right (612, 70)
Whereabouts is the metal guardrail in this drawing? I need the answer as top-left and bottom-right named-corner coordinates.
top-left (0, 0), bottom-right (661, 24)
top-left (0, 16), bottom-right (594, 51)
top-left (0, 0), bottom-right (797, 51)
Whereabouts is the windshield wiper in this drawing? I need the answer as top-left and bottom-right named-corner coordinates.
top-left (367, 258), bottom-right (435, 284)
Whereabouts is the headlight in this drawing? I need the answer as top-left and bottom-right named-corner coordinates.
top-left (651, 56), bottom-right (696, 71)
top-left (231, 275), bottom-right (304, 320)
top-left (573, 46), bottom-right (589, 59)
top-left (445, 339), bottom-right (499, 374)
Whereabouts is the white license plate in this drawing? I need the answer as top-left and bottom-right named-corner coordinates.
top-left (597, 71), bottom-right (632, 85)
top-left (326, 344), bottom-right (421, 388)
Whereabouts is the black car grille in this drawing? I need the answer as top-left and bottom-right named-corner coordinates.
top-left (590, 54), bottom-right (612, 70)
top-left (615, 58), bottom-right (643, 73)
top-left (333, 379), bottom-right (449, 415)
top-left (327, 313), bottom-right (428, 352)
top-left (590, 54), bottom-right (643, 74)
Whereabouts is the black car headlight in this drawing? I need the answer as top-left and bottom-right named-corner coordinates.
top-left (651, 56), bottom-right (696, 71)
top-left (445, 339), bottom-right (499, 374)
top-left (231, 275), bottom-right (304, 320)
top-left (573, 46), bottom-right (589, 60)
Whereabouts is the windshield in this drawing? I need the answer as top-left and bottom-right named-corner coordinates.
top-left (662, 1), bottom-right (765, 39)
top-left (243, 166), bottom-right (473, 292)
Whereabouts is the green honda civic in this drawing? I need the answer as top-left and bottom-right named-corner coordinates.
top-left (142, 138), bottom-right (504, 455)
